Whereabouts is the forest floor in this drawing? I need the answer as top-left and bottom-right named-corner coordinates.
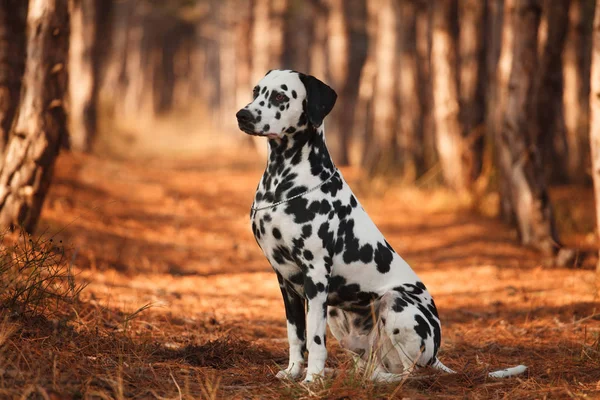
top-left (2, 150), bottom-right (600, 399)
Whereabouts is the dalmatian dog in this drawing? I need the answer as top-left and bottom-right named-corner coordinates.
top-left (235, 69), bottom-right (527, 383)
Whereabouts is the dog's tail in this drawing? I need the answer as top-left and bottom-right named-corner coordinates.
top-left (431, 358), bottom-right (527, 378)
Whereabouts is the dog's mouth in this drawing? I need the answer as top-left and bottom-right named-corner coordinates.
top-left (238, 123), bottom-right (281, 140)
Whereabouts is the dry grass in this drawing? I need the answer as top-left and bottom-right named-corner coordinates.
top-left (1, 151), bottom-right (599, 399)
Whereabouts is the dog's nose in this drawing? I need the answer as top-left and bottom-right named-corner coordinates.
top-left (236, 109), bottom-right (254, 123)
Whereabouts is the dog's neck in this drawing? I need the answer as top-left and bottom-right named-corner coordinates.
top-left (255, 125), bottom-right (335, 205)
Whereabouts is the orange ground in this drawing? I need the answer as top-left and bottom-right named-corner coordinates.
top-left (2, 152), bottom-right (600, 399)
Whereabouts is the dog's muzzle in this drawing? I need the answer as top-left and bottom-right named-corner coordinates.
top-left (236, 109), bottom-right (256, 135)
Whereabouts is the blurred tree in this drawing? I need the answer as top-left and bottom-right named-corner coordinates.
top-left (362, 0), bottom-right (399, 175)
top-left (0, 0), bottom-right (69, 233)
top-left (492, 0), bottom-right (517, 223)
top-left (0, 0), bottom-right (28, 153)
top-left (396, 0), bottom-right (425, 180)
top-left (431, 0), bottom-right (470, 190)
top-left (590, 0), bottom-right (600, 274)
top-left (458, 0), bottom-right (487, 182)
top-left (329, 0), bottom-right (367, 166)
top-left (533, 0), bottom-right (570, 183)
top-left (496, 0), bottom-right (559, 255)
top-left (564, 0), bottom-right (595, 182)
top-left (68, 0), bottom-right (100, 152)
top-left (415, 0), bottom-right (437, 172)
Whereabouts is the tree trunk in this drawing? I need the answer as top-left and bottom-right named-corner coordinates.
top-left (397, 0), bottom-right (424, 180)
top-left (431, 0), bottom-right (468, 190)
top-left (0, 0), bottom-right (28, 153)
top-left (0, 0), bottom-right (69, 233)
top-left (494, 0), bottom-right (517, 223)
top-left (328, 0), bottom-right (367, 166)
top-left (533, 0), bottom-right (570, 182)
top-left (590, 0), bottom-right (600, 274)
top-left (416, 0), bottom-right (437, 171)
top-left (498, 0), bottom-right (558, 255)
top-left (458, 0), bottom-right (486, 181)
top-left (362, 0), bottom-right (398, 175)
top-left (564, 0), bottom-right (594, 182)
top-left (68, 0), bottom-right (98, 152)
top-left (325, 0), bottom-right (348, 162)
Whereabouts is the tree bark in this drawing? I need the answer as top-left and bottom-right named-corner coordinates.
top-left (590, 0), bottom-right (600, 274)
top-left (325, 0), bottom-right (348, 162)
top-left (493, 0), bottom-right (517, 223)
top-left (498, 0), bottom-right (558, 255)
top-left (564, 0), bottom-right (594, 182)
top-left (362, 0), bottom-right (398, 175)
top-left (397, 0), bottom-right (424, 180)
top-left (328, 0), bottom-right (367, 166)
top-left (68, 0), bottom-right (99, 152)
top-left (0, 0), bottom-right (69, 233)
top-left (533, 0), bottom-right (570, 182)
top-left (459, 0), bottom-right (486, 181)
top-left (431, 0), bottom-right (469, 190)
top-left (416, 0), bottom-right (437, 171)
top-left (0, 0), bottom-right (28, 153)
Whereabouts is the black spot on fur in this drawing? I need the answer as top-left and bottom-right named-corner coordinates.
top-left (314, 335), bottom-right (321, 345)
top-left (259, 101), bottom-right (265, 106)
top-left (414, 314), bottom-right (431, 341)
top-left (304, 276), bottom-right (318, 300)
top-left (286, 126), bottom-right (296, 133)
top-left (393, 328), bottom-right (400, 335)
top-left (374, 242), bottom-right (393, 273)
top-left (281, 84), bottom-right (288, 90)
top-left (303, 250), bottom-right (314, 260)
top-left (302, 225), bottom-right (312, 238)
top-left (272, 228), bottom-right (282, 239)
top-left (275, 112), bottom-right (281, 119)
top-left (292, 90), bottom-right (297, 99)
top-left (329, 309), bottom-right (338, 317)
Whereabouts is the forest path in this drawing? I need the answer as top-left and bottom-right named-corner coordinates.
top-left (37, 152), bottom-right (600, 399)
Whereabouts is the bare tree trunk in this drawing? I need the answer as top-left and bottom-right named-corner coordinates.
top-left (68, 0), bottom-right (98, 152)
top-left (219, 0), bottom-right (237, 133)
top-left (459, 0), bottom-right (486, 181)
top-left (431, 0), bottom-right (468, 190)
top-left (0, 0), bottom-right (28, 153)
top-left (235, 1), bottom-right (253, 109)
top-left (564, 0), bottom-right (594, 182)
top-left (396, 0), bottom-right (424, 180)
top-left (497, 0), bottom-right (558, 255)
top-left (310, 2), bottom-right (328, 80)
top-left (362, 0), bottom-right (398, 175)
top-left (494, 0), bottom-right (517, 223)
top-left (325, 0), bottom-right (348, 162)
top-left (282, 0), bottom-right (313, 71)
top-left (416, 1), bottom-right (437, 171)
top-left (0, 0), bottom-right (69, 233)
top-left (534, 0), bottom-right (570, 182)
top-left (352, 1), bottom-right (377, 167)
top-left (590, 0), bottom-right (600, 274)
top-left (328, 0), bottom-right (367, 166)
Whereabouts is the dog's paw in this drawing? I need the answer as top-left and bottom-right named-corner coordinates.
top-left (302, 370), bottom-right (325, 384)
top-left (275, 363), bottom-right (304, 380)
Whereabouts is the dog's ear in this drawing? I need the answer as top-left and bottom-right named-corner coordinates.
top-left (299, 74), bottom-right (337, 128)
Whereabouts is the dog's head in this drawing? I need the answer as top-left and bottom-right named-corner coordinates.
top-left (236, 70), bottom-right (337, 140)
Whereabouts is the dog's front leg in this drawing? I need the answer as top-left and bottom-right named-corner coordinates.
top-left (275, 272), bottom-right (307, 380)
top-left (303, 269), bottom-right (329, 383)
